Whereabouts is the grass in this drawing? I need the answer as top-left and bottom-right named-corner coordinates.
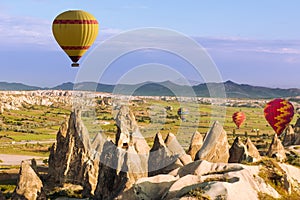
top-left (0, 105), bottom-right (69, 140)
top-left (187, 187), bottom-right (211, 199)
top-left (0, 143), bottom-right (51, 156)
top-left (0, 184), bottom-right (16, 199)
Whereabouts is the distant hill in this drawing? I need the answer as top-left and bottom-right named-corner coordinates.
top-left (0, 82), bottom-right (40, 91)
top-left (0, 80), bottom-right (300, 99)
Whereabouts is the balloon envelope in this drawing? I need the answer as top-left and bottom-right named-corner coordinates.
top-left (52, 10), bottom-right (99, 66)
top-left (232, 111), bottom-right (246, 128)
top-left (264, 98), bottom-right (294, 136)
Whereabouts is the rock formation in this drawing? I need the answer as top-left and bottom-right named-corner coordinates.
top-left (0, 90), bottom-right (73, 112)
top-left (12, 161), bottom-right (46, 200)
top-left (115, 106), bottom-right (150, 154)
top-left (165, 133), bottom-right (192, 165)
top-left (282, 125), bottom-right (296, 146)
top-left (48, 109), bottom-right (97, 196)
top-left (195, 121), bottom-right (230, 162)
top-left (228, 137), bottom-right (248, 163)
top-left (91, 132), bottom-right (106, 156)
top-left (187, 131), bottom-right (203, 160)
top-left (294, 118), bottom-right (300, 133)
top-left (148, 132), bottom-right (182, 176)
top-left (267, 134), bottom-right (287, 162)
top-left (133, 160), bottom-right (287, 200)
top-left (287, 119), bottom-right (300, 145)
top-left (94, 106), bottom-right (149, 199)
top-left (133, 174), bottom-right (179, 199)
top-left (245, 137), bottom-right (262, 162)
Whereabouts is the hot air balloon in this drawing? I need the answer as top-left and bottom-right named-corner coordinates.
top-left (264, 98), bottom-right (294, 136)
top-left (232, 111), bottom-right (246, 128)
top-left (52, 10), bottom-right (99, 67)
top-left (177, 107), bottom-right (189, 121)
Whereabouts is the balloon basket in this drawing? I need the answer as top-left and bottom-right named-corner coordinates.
top-left (71, 63), bottom-right (80, 67)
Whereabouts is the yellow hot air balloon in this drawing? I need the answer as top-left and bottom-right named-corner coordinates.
top-left (52, 10), bottom-right (99, 67)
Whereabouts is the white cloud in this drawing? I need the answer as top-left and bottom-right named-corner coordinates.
top-left (0, 13), bottom-right (55, 49)
top-left (195, 36), bottom-right (300, 56)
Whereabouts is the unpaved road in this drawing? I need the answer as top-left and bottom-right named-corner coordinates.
top-left (0, 154), bottom-right (47, 166)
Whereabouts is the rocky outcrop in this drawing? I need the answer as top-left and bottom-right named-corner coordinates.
top-left (187, 131), bottom-right (203, 160)
top-left (94, 106), bottom-right (149, 199)
top-left (283, 125), bottom-right (296, 146)
top-left (195, 121), bottom-right (229, 162)
top-left (165, 133), bottom-right (192, 165)
top-left (148, 133), bottom-right (182, 176)
top-left (91, 132), bottom-right (106, 156)
top-left (131, 160), bottom-right (290, 200)
top-left (228, 137), bottom-right (248, 163)
top-left (12, 161), bottom-right (46, 200)
top-left (294, 118), bottom-right (300, 133)
top-left (295, 134), bottom-right (300, 145)
top-left (267, 134), bottom-right (287, 162)
top-left (0, 90), bottom-right (73, 111)
top-left (245, 137), bottom-right (262, 162)
top-left (48, 110), bottom-right (97, 193)
top-left (82, 158), bottom-right (100, 197)
top-left (133, 175), bottom-right (179, 200)
top-left (115, 106), bottom-right (150, 154)
top-left (94, 141), bottom-right (149, 199)
top-left (285, 121), bottom-right (300, 145)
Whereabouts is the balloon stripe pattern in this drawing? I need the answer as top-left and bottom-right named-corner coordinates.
top-left (264, 98), bottom-right (294, 136)
top-left (53, 19), bottom-right (98, 24)
top-left (52, 10), bottom-right (99, 66)
top-left (61, 46), bottom-right (90, 50)
top-left (232, 111), bottom-right (246, 128)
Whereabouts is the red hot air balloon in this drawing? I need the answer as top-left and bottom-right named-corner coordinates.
top-left (264, 98), bottom-right (294, 136)
top-left (232, 111), bottom-right (246, 128)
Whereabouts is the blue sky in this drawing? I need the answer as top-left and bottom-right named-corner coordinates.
top-left (1, 0), bottom-right (300, 88)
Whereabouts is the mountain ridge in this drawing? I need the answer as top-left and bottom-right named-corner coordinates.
top-left (0, 81), bottom-right (300, 99)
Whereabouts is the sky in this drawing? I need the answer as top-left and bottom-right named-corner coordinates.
top-left (1, 0), bottom-right (300, 88)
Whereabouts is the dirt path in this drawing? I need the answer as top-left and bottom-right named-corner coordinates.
top-left (0, 154), bottom-right (47, 166)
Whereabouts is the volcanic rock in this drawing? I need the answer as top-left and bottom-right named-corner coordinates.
top-left (48, 109), bottom-right (96, 192)
top-left (133, 160), bottom-right (292, 199)
top-left (267, 134), bottom-right (287, 162)
top-left (148, 132), bottom-right (182, 176)
top-left (165, 133), bottom-right (192, 165)
top-left (12, 161), bottom-right (46, 200)
top-left (94, 106), bottom-right (149, 199)
top-left (115, 106), bottom-right (150, 154)
top-left (133, 174), bottom-right (179, 200)
top-left (228, 137), bottom-right (248, 163)
top-left (187, 131), bottom-right (203, 160)
top-left (282, 125), bottom-right (296, 146)
top-left (195, 121), bottom-right (229, 163)
top-left (294, 118), bottom-right (300, 133)
top-left (91, 132), bottom-right (106, 156)
top-left (245, 137), bottom-right (262, 162)
top-left (175, 160), bottom-right (280, 200)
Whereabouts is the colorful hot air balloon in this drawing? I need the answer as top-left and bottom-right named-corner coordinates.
top-left (52, 10), bottom-right (99, 67)
top-left (232, 111), bottom-right (246, 128)
top-left (264, 98), bottom-right (294, 136)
